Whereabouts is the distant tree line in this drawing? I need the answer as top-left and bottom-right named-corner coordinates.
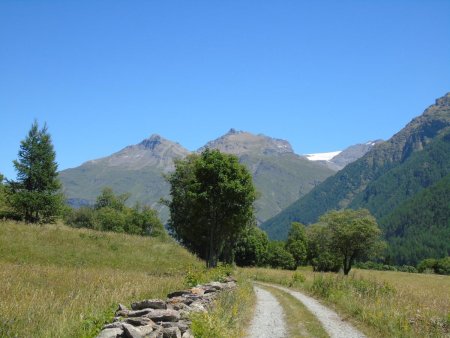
top-left (355, 257), bottom-right (450, 276)
top-left (233, 209), bottom-right (384, 275)
top-left (64, 187), bottom-right (165, 237)
top-left (1, 121), bottom-right (165, 238)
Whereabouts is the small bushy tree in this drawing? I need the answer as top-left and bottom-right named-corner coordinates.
top-left (234, 226), bottom-right (269, 267)
top-left (267, 241), bottom-right (296, 270)
top-left (9, 121), bottom-right (64, 223)
top-left (417, 257), bottom-right (450, 275)
top-left (285, 222), bottom-right (308, 267)
top-left (320, 209), bottom-right (383, 275)
top-left (94, 187), bottom-right (129, 211)
top-left (65, 187), bottom-right (165, 237)
top-left (306, 223), bottom-right (341, 272)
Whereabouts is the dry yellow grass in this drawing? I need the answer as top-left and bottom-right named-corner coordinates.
top-left (0, 221), bottom-right (203, 337)
top-left (190, 278), bottom-right (255, 338)
top-left (240, 267), bottom-right (450, 337)
top-left (354, 269), bottom-right (450, 319)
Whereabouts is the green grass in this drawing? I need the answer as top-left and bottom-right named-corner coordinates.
top-left (240, 267), bottom-right (450, 337)
top-left (190, 278), bottom-right (255, 338)
top-left (258, 284), bottom-right (328, 338)
top-left (0, 220), bottom-right (203, 337)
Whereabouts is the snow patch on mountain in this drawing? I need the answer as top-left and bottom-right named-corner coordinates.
top-left (305, 151), bottom-right (342, 162)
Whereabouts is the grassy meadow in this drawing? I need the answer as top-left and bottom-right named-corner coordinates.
top-left (190, 278), bottom-right (255, 338)
top-left (240, 267), bottom-right (450, 337)
top-left (0, 221), bottom-right (203, 337)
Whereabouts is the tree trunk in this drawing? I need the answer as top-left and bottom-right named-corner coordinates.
top-left (343, 255), bottom-right (354, 275)
top-left (207, 229), bottom-right (217, 268)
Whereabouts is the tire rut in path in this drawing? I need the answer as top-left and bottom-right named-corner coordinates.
top-left (247, 285), bottom-right (287, 338)
top-left (257, 282), bottom-right (366, 338)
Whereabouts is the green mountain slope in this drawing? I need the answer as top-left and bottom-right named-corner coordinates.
top-left (60, 130), bottom-right (336, 224)
top-left (240, 152), bottom-right (333, 223)
top-left (381, 173), bottom-right (450, 265)
top-left (59, 135), bottom-right (189, 220)
top-left (201, 129), bottom-right (335, 223)
top-left (350, 129), bottom-right (450, 218)
top-left (262, 93), bottom-right (450, 240)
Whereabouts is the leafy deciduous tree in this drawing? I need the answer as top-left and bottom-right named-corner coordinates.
top-left (306, 223), bottom-right (341, 272)
top-left (166, 149), bottom-right (257, 267)
top-left (285, 222), bottom-right (308, 267)
top-left (234, 226), bottom-right (269, 267)
top-left (267, 241), bottom-right (296, 270)
top-left (320, 209), bottom-right (383, 275)
top-left (66, 187), bottom-right (165, 237)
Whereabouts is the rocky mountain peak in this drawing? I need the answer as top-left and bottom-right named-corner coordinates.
top-left (226, 128), bottom-right (243, 135)
top-left (435, 92), bottom-right (450, 107)
top-left (138, 134), bottom-right (165, 150)
top-left (199, 129), bottom-right (294, 156)
top-left (83, 134), bottom-right (189, 171)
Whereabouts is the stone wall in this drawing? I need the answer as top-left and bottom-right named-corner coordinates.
top-left (96, 277), bottom-right (237, 338)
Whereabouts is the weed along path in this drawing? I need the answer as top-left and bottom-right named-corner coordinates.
top-left (248, 285), bottom-right (287, 338)
top-left (255, 282), bottom-right (366, 338)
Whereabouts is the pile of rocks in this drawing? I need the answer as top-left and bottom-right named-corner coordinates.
top-left (97, 277), bottom-right (237, 338)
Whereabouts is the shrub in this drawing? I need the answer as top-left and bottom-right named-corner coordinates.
top-left (311, 251), bottom-right (341, 273)
top-left (355, 261), bottom-right (418, 273)
top-left (417, 258), bottom-right (438, 273)
top-left (184, 264), bottom-right (233, 287)
top-left (65, 188), bottom-right (165, 237)
top-left (234, 226), bottom-right (269, 267)
top-left (288, 271), bottom-right (305, 287)
top-left (434, 257), bottom-right (450, 275)
top-left (397, 265), bottom-right (418, 273)
top-left (266, 241), bottom-right (296, 270)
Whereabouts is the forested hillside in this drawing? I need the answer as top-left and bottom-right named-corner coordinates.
top-left (381, 173), bottom-right (450, 265)
top-left (350, 129), bottom-right (450, 218)
top-left (262, 93), bottom-right (450, 246)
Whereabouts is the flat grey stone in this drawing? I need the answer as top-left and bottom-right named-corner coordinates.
top-left (162, 327), bottom-right (181, 338)
top-left (125, 316), bottom-right (154, 326)
top-left (167, 290), bottom-right (190, 298)
top-left (96, 327), bottom-right (124, 338)
top-left (146, 309), bottom-right (180, 323)
top-left (102, 322), bottom-right (124, 330)
top-left (181, 330), bottom-right (194, 338)
top-left (123, 323), bottom-right (144, 338)
top-left (127, 309), bottom-right (153, 317)
top-left (132, 299), bottom-right (167, 310)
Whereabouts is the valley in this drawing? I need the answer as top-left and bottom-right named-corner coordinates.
top-left (59, 130), bottom-right (377, 224)
top-left (2, 2), bottom-right (449, 337)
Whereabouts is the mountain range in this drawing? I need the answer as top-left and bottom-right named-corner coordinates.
top-left (305, 140), bottom-right (384, 171)
top-left (59, 129), bottom-right (377, 224)
top-left (261, 92), bottom-right (450, 264)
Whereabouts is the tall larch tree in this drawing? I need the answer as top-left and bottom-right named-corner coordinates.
top-left (9, 121), bottom-right (64, 223)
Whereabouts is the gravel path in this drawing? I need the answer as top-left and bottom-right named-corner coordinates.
top-left (259, 283), bottom-right (366, 338)
top-left (247, 285), bottom-right (287, 338)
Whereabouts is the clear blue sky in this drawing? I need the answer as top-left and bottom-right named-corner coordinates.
top-left (1, 1), bottom-right (449, 179)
